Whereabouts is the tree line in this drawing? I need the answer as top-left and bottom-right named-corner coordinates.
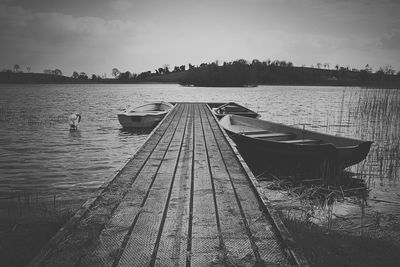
top-left (2, 60), bottom-right (400, 87)
top-left (181, 60), bottom-right (400, 87)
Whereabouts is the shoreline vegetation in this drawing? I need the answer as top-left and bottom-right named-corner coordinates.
top-left (2, 59), bottom-right (400, 88)
top-left (258, 176), bottom-right (400, 267)
top-left (0, 194), bottom-right (82, 266)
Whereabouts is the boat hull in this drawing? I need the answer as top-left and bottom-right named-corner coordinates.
top-left (117, 112), bottom-right (167, 128)
top-left (220, 115), bottom-right (372, 177)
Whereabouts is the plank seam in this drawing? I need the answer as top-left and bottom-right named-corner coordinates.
top-left (186, 104), bottom-right (195, 267)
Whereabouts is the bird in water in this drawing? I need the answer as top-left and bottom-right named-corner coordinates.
top-left (69, 113), bottom-right (81, 130)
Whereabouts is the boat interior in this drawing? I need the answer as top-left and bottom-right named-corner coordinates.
top-left (236, 126), bottom-right (322, 144)
top-left (135, 102), bottom-right (172, 111)
top-left (224, 114), bottom-right (372, 148)
top-left (126, 102), bottom-right (173, 114)
top-left (214, 102), bottom-right (259, 117)
top-left (224, 115), bottom-right (343, 146)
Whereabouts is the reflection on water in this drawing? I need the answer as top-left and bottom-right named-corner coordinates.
top-left (119, 128), bottom-right (153, 136)
top-left (0, 84), bottom-right (399, 221)
top-left (68, 129), bottom-right (82, 139)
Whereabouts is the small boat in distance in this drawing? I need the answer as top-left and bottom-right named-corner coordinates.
top-left (118, 102), bottom-right (173, 128)
top-left (213, 102), bottom-right (260, 119)
top-left (219, 115), bottom-right (372, 176)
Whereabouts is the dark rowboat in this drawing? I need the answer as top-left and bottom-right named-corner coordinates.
top-left (219, 115), bottom-right (372, 174)
top-left (213, 102), bottom-right (260, 119)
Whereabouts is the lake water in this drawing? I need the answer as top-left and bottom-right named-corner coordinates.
top-left (0, 84), bottom-right (399, 220)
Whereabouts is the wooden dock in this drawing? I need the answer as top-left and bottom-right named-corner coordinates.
top-left (29, 103), bottom-right (308, 266)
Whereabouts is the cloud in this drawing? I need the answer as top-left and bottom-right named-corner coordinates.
top-left (1, 0), bottom-right (400, 74)
top-left (381, 31), bottom-right (400, 50)
top-left (0, 5), bottom-right (136, 41)
top-left (0, 2), bottom-right (149, 74)
top-left (110, 0), bottom-right (134, 12)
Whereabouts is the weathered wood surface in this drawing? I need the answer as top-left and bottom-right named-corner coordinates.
top-left (29, 103), bottom-right (308, 267)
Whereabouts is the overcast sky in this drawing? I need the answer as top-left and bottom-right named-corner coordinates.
top-left (1, 0), bottom-right (399, 76)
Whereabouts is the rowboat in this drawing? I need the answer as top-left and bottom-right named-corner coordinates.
top-left (219, 115), bottom-right (372, 175)
top-left (117, 102), bottom-right (173, 128)
top-left (212, 102), bottom-right (260, 119)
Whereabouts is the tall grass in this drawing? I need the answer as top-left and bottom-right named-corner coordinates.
top-left (257, 87), bottom-right (400, 241)
top-left (350, 89), bottom-right (400, 185)
top-left (0, 192), bottom-right (80, 266)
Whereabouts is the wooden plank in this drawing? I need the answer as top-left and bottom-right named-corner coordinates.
top-left (40, 105), bottom-right (185, 267)
top-left (207, 104), bottom-right (309, 266)
top-left (189, 104), bottom-right (220, 266)
top-left (202, 104), bottom-right (290, 266)
top-left (154, 104), bottom-right (193, 266)
top-left (116, 104), bottom-right (190, 266)
top-left (198, 104), bottom-right (257, 266)
top-left (81, 104), bottom-right (187, 267)
top-left (28, 105), bottom-right (182, 266)
top-left (30, 104), bottom-right (183, 267)
top-left (281, 139), bottom-right (322, 144)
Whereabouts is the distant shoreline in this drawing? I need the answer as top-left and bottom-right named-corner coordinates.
top-left (1, 71), bottom-right (399, 89)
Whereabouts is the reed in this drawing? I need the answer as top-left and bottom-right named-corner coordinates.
top-left (283, 215), bottom-right (400, 267)
top-left (0, 192), bottom-right (80, 266)
top-left (349, 89), bottom-right (400, 187)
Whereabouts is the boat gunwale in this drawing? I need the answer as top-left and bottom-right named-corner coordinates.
top-left (213, 102), bottom-right (261, 118)
top-left (119, 101), bottom-right (173, 114)
top-left (117, 110), bottom-right (170, 117)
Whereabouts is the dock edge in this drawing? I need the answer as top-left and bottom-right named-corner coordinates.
top-left (27, 104), bottom-right (178, 267)
top-left (207, 104), bottom-right (310, 267)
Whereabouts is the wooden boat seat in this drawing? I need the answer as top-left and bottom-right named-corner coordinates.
top-left (243, 130), bottom-right (271, 135)
top-left (281, 139), bottom-right (322, 144)
top-left (247, 132), bottom-right (295, 139)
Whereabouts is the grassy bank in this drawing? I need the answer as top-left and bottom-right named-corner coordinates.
top-left (0, 218), bottom-right (67, 266)
top-left (0, 194), bottom-right (81, 266)
top-left (284, 216), bottom-right (400, 267)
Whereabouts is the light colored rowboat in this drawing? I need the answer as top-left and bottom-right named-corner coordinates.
top-left (117, 102), bottom-right (173, 128)
top-left (219, 114), bottom-right (372, 171)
